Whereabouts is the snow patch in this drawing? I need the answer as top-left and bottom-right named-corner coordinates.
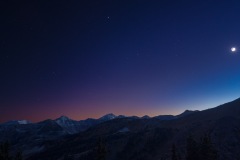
top-left (18, 120), bottom-right (31, 124)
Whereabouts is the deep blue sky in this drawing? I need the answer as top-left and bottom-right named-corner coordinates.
top-left (1, 0), bottom-right (240, 122)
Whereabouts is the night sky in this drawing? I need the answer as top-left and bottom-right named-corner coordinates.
top-left (1, 0), bottom-right (240, 122)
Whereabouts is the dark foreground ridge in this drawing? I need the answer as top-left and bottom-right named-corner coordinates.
top-left (1, 98), bottom-right (240, 160)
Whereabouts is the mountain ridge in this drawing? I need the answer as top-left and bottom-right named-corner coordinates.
top-left (26, 97), bottom-right (240, 160)
top-left (2, 98), bottom-right (240, 159)
top-left (0, 110), bottom-right (199, 125)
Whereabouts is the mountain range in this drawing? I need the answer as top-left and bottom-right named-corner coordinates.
top-left (0, 111), bottom-right (198, 135)
top-left (1, 98), bottom-right (240, 160)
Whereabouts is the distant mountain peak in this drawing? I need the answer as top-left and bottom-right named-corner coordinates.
top-left (183, 109), bottom-right (199, 114)
top-left (107, 113), bottom-right (116, 116)
top-left (2, 120), bottom-right (31, 125)
top-left (54, 116), bottom-right (80, 134)
top-left (141, 115), bottom-right (150, 119)
top-left (184, 109), bottom-right (194, 112)
top-left (18, 120), bottom-right (31, 124)
top-left (99, 113), bottom-right (116, 120)
top-left (117, 115), bottom-right (126, 118)
top-left (177, 110), bottom-right (199, 118)
top-left (56, 115), bottom-right (71, 121)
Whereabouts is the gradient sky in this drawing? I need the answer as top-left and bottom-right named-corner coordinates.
top-left (1, 0), bottom-right (240, 122)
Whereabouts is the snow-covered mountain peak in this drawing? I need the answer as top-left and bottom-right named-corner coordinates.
top-left (55, 116), bottom-right (73, 126)
top-left (56, 115), bottom-right (71, 121)
top-left (99, 113), bottom-right (116, 120)
top-left (18, 120), bottom-right (31, 124)
top-left (2, 120), bottom-right (31, 125)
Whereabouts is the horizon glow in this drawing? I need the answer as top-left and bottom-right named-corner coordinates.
top-left (1, 1), bottom-right (240, 123)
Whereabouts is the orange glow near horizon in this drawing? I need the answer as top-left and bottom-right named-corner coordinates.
top-left (1, 101), bottom-right (183, 123)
